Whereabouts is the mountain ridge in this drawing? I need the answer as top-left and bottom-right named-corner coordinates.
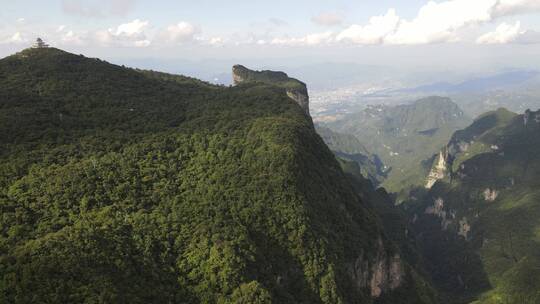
top-left (0, 47), bottom-right (435, 303)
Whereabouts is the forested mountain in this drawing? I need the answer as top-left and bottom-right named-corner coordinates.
top-left (323, 96), bottom-right (471, 193)
top-left (232, 66), bottom-right (389, 185)
top-left (404, 108), bottom-right (540, 304)
top-left (0, 47), bottom-right (435, 303)
top-left (315, 125), bottom-right (387, 185)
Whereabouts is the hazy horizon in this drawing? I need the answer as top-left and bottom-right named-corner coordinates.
top-left (1, 0), bottom-right (540, 79)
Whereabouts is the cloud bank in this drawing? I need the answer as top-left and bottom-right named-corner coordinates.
top-left (336, 0), bottom-right (540, 45)
top-left (2, 0), bottom-right (540, 49)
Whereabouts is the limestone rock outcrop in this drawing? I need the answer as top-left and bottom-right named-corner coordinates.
top-left (425, 150), bottom-right (448, 188)
top-left (232, 65), bottom-right (310, 115)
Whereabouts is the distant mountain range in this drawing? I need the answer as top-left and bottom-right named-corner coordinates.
top-left (392, 70), bottom-right (540, 94)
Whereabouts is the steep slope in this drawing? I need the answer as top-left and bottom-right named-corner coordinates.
top-left (424, 108), bottom-right (517, 189)
top-left (232, 64), bottom-right (310, 115)
top-left (337, 158), bottom-right (439, 304)
top-left (315, 125), bottom-right (387, 185)
top-left (404, 108), bottom-right (540, 304)
top-left (0, 48), bottom-right (433, 303)
top-left (324, 97), bottom-right (471, 193)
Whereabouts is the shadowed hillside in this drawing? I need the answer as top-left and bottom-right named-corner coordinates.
top-left (404, 108), bottom-right (540, 304)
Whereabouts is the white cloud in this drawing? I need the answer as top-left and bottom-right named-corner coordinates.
top-left (4, 0), bottom-right (540, 49)
top-left (94, 30), bottom-right (113, 45)
top-left (208, 37), bottom-right (225, 46)
top-left (11, 33), bottom-right (24, 42)
top-left (312, 12), bottom-right (344, 26)
top-left (61, 30), bottom-right (86, 45)
top-left (0, 32), bottom-right (28, 44)
top-left (254, 0), bottom-right (540, 47)
top-left (476, 21), bottom-right (523, 44)
top-left (270, 31), bottom-right (335, 46)
top-left (270, 37), bottom-right (295, 46)
top-left (50, 20), bottom-right (202, 48)
top-left (112, 19), bottom-right (148, 37)
top-left (159, 22), bottom-right (200, 44)
top-left (335, 0), bottom-right (540, 45)
top-left (95, 19), bottom-right (150, 47)
top-left (134, 39), bottom-right (151, 47)
top-left (477, 21), bottom-right (540, 44)
top-left (304, 31), bottom-right (335, 45)
top-left (386, 0), bottom-right (496, 44)
top-left (0, 18), bottom-right (207, 49)
top-left (336, 9), bottom-right (399, 44)
top-left (9, 32), bottom-right (27, 43)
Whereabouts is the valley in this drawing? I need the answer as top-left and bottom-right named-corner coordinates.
top-left (316, 91), bottom-right (540, 303)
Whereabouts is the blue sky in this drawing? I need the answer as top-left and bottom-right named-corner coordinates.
top-left (1, 0), bottom-right (540, 71)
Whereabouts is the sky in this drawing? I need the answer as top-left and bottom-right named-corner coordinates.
top-left (1, 0), bottom-right (540, 74)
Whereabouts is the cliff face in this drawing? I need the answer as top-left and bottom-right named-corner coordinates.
top-left (325, 96), bottom-right (470, 193)
top-left (424, 108), bottom-right (516, 189)
top-left (232, 65), bottom-right (310, 115)
top-left (407, 108), bottom-right (540, 303)
top-left (425, 150), bottom-right (449, 188)
top-left (348, 238), bottom-right (405, 298)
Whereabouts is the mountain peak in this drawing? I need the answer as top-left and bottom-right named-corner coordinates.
top-left (13, 46), bottom-right (67, 58)
top-left (232, 64), bottom-right (293, 86)
top-left (232, 64), bottom-right (310, 116)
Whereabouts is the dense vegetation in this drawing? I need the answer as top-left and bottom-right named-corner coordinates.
top-left (315, 125), bottom-right (387, 185)
top-left (0, 48), bottom-right (434, 303)
top-left (403, 108), bottom-right (540, 304)
top-left (323, 96), bottom-right (471, 194)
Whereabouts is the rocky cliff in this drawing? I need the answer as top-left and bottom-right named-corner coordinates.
top-left (232, 65), bottom-right (310, 115)
top-left (348, 238), bottom-right (405, 298)
top-left (406, 107), bottom-right (540, 303)
top-left (425, 150), bottom-right (449, 188)
top-left (423, 108), bottom-right (516, 189)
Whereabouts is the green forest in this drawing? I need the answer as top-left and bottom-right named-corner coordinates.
top-left (0, 48), bottom-right (434, 303)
